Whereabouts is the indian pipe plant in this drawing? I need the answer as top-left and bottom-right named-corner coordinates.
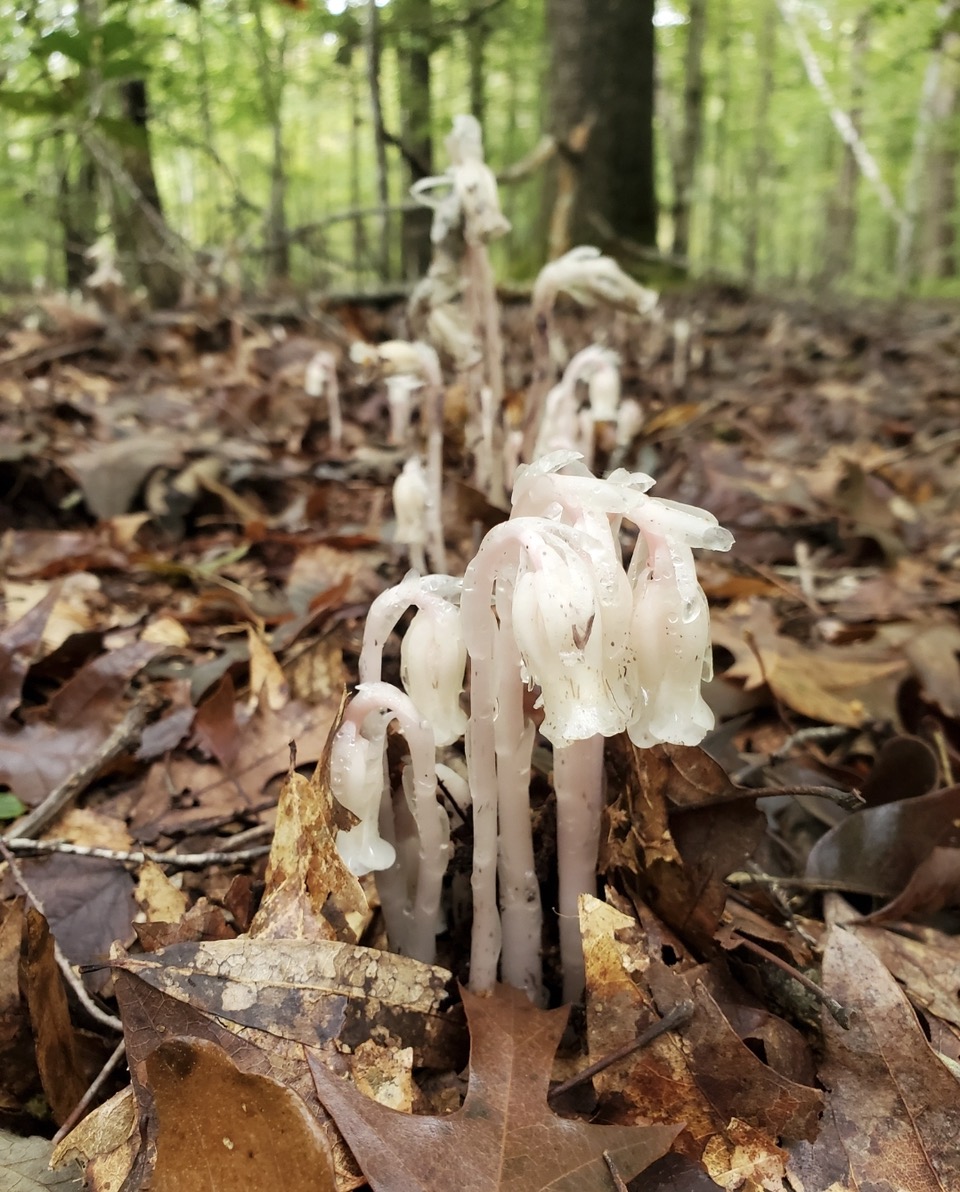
top-left (331, 117), bottom-right (732, 1005)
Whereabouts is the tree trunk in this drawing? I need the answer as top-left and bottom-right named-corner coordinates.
top-left (251, 0), bottom-right (289, 283)
top-left (705, 0), bottom-right (731, 272)
top-left (366, 0), bottom-right (391, 281)
top-left (923, 22), bottom-right (960, 279)
top-left (818, 10), bottom-right (870, 285)
top-left (545, 0), bottom-right (658, 254)
top-left (396, 0), bottom-right (434, 279)
top-left (671, 0), bottom-right (707, 261)
top-left (57, 140), bottom-right (99, 289)
top-left (111, 79), bottom-right (181, 307)
top-left (743, 0), bottom-right (776, 282)
top-left (467, 5), bottom-right (488, 128)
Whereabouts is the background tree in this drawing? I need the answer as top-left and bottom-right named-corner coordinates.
top-left (544, 0), bottom-right (657, 256)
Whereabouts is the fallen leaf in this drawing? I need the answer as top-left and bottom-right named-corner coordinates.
top-left (112, 937), bottom-right (459, 1067)
top-left (249, 705), bottom-right (369, 944)
top-left (51, 1086), bottom-right (139, 1191)
top-left (309, 982), bottom-right (681, 1192)
top-left (0, 1129), bottom-right (84, 1190)
top-left (148, 1037), bottom-right (336, 1191)
top-left (65, 435), bottom-right (185, 520)
top-left (805, 783), bottom-right (960, 898)
top-left (787, 904), bottom-right (960, 1191)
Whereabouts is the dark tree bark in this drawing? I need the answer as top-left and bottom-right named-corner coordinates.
top-left (111, 79), bottom-right (181, 307)
top-left (57, 140), bottom-right (99, 289)
top-left (545, 0), bottom-right (658, 254)
top-left (395, 0), bottom-right (434, 278)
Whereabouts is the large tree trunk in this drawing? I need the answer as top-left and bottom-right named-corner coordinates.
top-left (396, 0), bottom-right (434, 279)
top-left (545, 0), bottom-right (658, 254)
top-left (671, 0), bottom-right (708, 261)
top-left (111, 79), bottom-right (181, 307)
top-left (705, 0), bottom-right (731, 273)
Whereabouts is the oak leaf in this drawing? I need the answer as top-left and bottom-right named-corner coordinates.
top-left (309, 983), bottom-right (681, 1192)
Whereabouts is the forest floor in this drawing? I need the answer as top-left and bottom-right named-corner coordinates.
top-left (1, 284), bottom-right (960, 1191)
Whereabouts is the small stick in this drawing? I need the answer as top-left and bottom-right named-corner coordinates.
top-left (735, 935), bottom-right (851, 1029)
top-left (547, 1001), bottom-right (694, 1103)
top-left (726, 869), bottom-right (875, 896)
top-left (0, 840), bottom-right (123, 1033)
top-left (602, 1152), bottom-right (630, 1192)
top-left (6, 702), bottom-right (148, 842)
top-left (51, 1039), bottom-right (127, 1146)
top-left (1, 839), bottom-right (271, 870)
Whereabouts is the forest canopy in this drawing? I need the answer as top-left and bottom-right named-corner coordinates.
top-left (0, 0), bottom-right (956, 302)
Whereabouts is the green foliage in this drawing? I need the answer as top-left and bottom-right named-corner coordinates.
top-left (0, 0), bottom-right (955, 294)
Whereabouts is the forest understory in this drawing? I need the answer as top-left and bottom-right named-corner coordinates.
top-left (2, 283), bottom-right (960, 1190)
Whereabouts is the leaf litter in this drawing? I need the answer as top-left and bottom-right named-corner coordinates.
top-left (2, 290), bottom-right (960, 1189)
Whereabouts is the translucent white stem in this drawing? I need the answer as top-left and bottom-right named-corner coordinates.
top-left (493, 595), bottom-right (543, 1003)
top-left (554, 733), bottom-right (605, 1003)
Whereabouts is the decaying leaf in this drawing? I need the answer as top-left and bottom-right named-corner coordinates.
top-left (805, 783), bottom-right (960, 898)
top-left (310, 982), bottom-right (681, 1192)
top-left (603, 739), bottom-right (767, 950)
top-left (787, 899), bottom-right (960, 1191)
top-left (148, 1037), bottom-right (337, 1191)
top-left (581, 896), bottom-right (820, 1190)
top-left (112, 937), bottom-right (458, 1066)
top-left (249, 702), bottom-right (369, 945)
top-left (0, 1129), bottom-right (84, 1190)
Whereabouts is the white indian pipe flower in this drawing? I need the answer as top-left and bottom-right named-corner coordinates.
top-left (533, 247), bottom-right (659, 318)
top-left (510, 528), bottom-right (631, 745)
top-left (385, 374), bottom-right (421, 446)
top-left (328, 719), bottom-right (395, 876)
top-left (400, 602), bottom-right (468, 747)
top-left (626, 535), bottom-right (715, 748)
top-left (392, 457), bottom-right (428, 548)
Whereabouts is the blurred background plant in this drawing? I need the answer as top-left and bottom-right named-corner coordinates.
top-left (1, 0), bottom-right (957, 303)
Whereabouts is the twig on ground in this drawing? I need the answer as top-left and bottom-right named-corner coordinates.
top-left (6, 702), bottom-right (149, 842)
top-left (547, 1001), bottom-right (694, 1104)
top-left (602, 1152), bottom-right (630, 1192)
top-left (0, 839), bottom-right (123, 1033)
top-left (2, 838), bottom-right (271, 870)
top-left (51, 1039), bottom-right (127, 1147)
top-left (735, 935), bottom-right (851, 1029)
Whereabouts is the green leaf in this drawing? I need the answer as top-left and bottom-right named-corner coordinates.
top-left (35, 28), bottom-right (92, 67)
top-left (98, 19), bottom-right (138, 57)
top-left (0, 792), bottom-right (26, 822)
top-left (0, 88), bottom-right (74, 117)
top-left (100, 53), bottom-right (152, 81)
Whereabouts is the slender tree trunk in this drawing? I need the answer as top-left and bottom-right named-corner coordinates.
top-left (671, 0), bottom-right (707, 261)
top-left (251, 0), bottom-right (289, 282)
top-left (396, 0), bottom-right (434, 279)
top-left (111, 79), bottom-right (181, 307)
top-left (819, 10), bottom-right (870, 285)
top-left (743, 0), bottom-right (776, 282)
top-left (545, 0), bottom-right (658, 253)
top-left (923, 21), bottom-right (960, 279)
top-left (705, 0), bottom-right (731, 273)
top-left (366, 0), bottom-right (391, 280)
top-left (467, 6), bottom-right (488, 128)
top-left (57, 139), bottom-right (99, 288)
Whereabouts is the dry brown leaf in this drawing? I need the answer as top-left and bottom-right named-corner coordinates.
top-left (248, 731), bottom-right (369, 943)
top-left (581, 897), bottom-right (818, 1190)
top-left (309, 982), bottom-right (681, 1192)
top-left (712, 600), bottom-right (905, 727)
top-left (51, 1086), bottom-right (139, 1191)
top-left (787, 904), bottom-right (960, 1191)
top-left (148, 1037), bottom-right (337, 1191)
top-left (112, 937), bottom-right (458, 1067)
top-left (134, 861), bottom-right (189, 925)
